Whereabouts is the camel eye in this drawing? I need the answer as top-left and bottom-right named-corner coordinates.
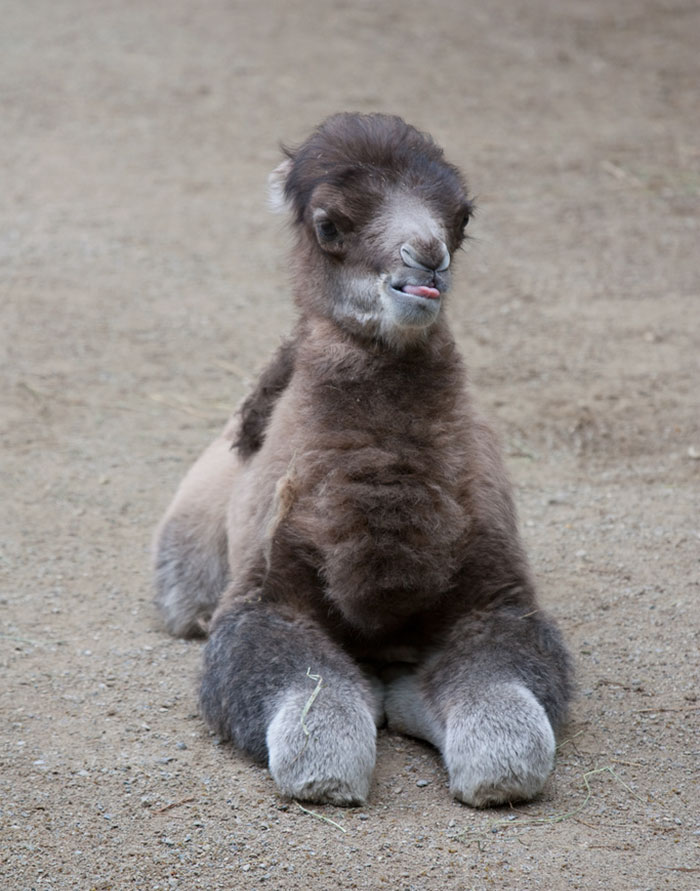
top-left (461, 212), bottom-right (471, 232)
top-left (316, 217), bottom-right (340, 243)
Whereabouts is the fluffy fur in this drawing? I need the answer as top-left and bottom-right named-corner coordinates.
top-left (153, 113), bottom-right (572, 807)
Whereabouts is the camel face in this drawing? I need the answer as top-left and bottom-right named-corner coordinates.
top-left (270, 113), bottom-right (472, 346)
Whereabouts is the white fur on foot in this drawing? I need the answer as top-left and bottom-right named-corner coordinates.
top-left (445, 682), bottom-right (555, 807)
top-left (267, 686), bottom-right (377, 806)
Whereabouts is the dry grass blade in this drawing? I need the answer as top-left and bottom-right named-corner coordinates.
top-left (0, 633), bottom-right (40, 646)
top-left (289, 668), bottom-right (324, 765)
top-left (458, 765), bottom-right (646, 843)
top-left (300, 668), bottom-right (324, 738)
top-left (555, 729), bottom-right (585, 751)
top-left (295, 802), bottom-right (346, 833)
top-left (636, 705), bottom-right (700, 714)
top-left (600, 159), bottom-right (645, 187)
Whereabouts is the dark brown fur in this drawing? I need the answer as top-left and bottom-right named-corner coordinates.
top-left (234, 336), bottom-right (297, 459)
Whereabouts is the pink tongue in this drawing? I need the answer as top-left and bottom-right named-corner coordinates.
top-left (402, 284), bottom-right (441, 300)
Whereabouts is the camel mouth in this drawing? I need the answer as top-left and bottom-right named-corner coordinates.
top-left (400, 283), bottom-right (441, 300)
top-left (382, 278), bottom-right (443, 331)
top-left (388, 280), bottom-right (442, 302)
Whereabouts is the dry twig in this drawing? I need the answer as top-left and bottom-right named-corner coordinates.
top-left (154, 796), bottom-right (196, 814)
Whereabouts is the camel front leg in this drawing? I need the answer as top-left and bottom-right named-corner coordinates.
top-left (385, 605), bottom-right (572, 807)
top-left (200, 601), bottom-right (378, 806)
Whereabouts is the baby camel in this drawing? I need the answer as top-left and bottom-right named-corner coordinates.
top-left (153, 113), bottom-right (572, 807)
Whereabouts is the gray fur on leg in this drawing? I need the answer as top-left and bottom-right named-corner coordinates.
top-left (384, 669), bottom-right (444, 748)
top-left (267, 682), bottom-right (377, 806)
top-left (444, 682), bottom-right (555, 808)
top-left (153, 515), bottom-right (228, 638)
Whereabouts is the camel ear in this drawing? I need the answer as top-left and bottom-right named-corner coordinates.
top-left (267, 159), bottom-right (293, 213)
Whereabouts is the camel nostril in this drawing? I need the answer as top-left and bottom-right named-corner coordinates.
top-left (401, 241), bottom-right (450, 273)
top-left (400, 243), bottom-right (422, 269)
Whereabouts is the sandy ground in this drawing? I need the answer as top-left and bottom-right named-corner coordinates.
top-left (1, 1), bottom-right (699, 888)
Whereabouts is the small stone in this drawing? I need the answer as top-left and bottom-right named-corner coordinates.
top-left (416, 779), bottom-right (430, 787)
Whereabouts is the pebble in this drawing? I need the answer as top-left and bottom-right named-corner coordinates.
top-left (416, 779), bottom-right (430, 787)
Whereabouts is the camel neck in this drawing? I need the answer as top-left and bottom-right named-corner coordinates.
top-left (297, 314), bottom-right (463, 384)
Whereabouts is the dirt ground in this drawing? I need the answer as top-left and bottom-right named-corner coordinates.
top-left (1, 1), bottom-right (698, 888)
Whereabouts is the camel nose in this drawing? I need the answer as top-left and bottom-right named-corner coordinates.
top-left (400, 241), bottom-right (450, 273)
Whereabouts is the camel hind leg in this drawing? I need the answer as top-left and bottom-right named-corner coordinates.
top-left (153, 428), bottom-right (240, 638)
